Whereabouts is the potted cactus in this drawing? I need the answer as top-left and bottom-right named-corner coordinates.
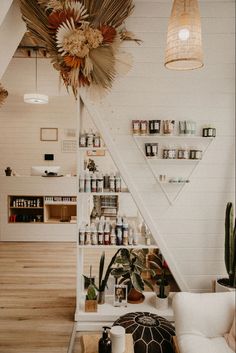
top-left (216, 202), bottom-right (236, 291)
top-left (85, 266), bottom-right (97, 312)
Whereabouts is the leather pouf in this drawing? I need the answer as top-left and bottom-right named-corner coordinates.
top-left (113, 312), bottom-right (175, 353)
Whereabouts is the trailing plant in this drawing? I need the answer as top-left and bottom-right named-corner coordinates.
top-left (148, 251), bottom-right (169, 299)
top-left (222, 202), bottom-right (236, 288)
top-left (111, 249), bottom-right (155, 293)
top-left (84, 250), bottom-right (121, 293)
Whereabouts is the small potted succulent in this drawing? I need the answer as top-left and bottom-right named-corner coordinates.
top-left (216, 202), bottom-right (236, 292)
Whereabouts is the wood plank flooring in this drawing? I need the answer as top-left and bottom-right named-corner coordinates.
top-left (0, 242), bottom-right (76, 353)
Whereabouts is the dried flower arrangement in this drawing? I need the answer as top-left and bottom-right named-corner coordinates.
top-left (0, 84), bottom-right (8, 107)
top-left (20, 0), bottom-right (139, 97)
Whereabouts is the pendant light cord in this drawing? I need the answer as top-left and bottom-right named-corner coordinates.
top-left (35, 48), bottom-right (38, 93)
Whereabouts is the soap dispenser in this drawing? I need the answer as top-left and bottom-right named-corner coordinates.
top-left (98, 326), bottom-right (112, 353)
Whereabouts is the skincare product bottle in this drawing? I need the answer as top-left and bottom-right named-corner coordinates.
top-left (85, 172), bottom-right (91, 193)
top-left (91, 223), bottom-right (98, 245)
top-left (109, 173), bottom-right (115, 192)
top-left (98, 327), bottom-right (112, 353)
top-left (104, 220), bottom-right (111, 245)
top-left (85, 225), bottom-right (91, 245)
top-left (116, 216), bottom-right (123, 245)
top-left (115, 172), bottom-right (121, 192)
top-left (122, 217), bottom-right (129, 246)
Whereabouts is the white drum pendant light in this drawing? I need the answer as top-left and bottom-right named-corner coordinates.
top-left (164, 0), bottom-right (203, 70)
top-left (24, 49), bottom-right (48, 104)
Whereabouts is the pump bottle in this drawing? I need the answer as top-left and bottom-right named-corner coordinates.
top-left (98, 326), bottom-right (112, 353)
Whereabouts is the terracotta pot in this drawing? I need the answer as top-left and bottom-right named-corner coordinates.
top-left (127, 288), bottom-right (145, 304)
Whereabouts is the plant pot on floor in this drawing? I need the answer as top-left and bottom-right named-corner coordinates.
top-left (155, 295), bottom-right (168, 310)
top-left (215, 278), bottom-right (236, 292)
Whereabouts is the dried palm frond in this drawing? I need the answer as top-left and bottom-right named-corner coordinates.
top-left (0, 84), bottom-right (8, 107)
top-left (20, 0), bottom-right (138, 97)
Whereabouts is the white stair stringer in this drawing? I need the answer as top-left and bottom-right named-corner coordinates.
top-left (80, 91), bottom-right (188, 292)
top-left (0, 0), bottom-right (26, 80)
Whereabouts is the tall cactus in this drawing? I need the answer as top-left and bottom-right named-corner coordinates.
top-left (225, 202), bottom-right (236, 287)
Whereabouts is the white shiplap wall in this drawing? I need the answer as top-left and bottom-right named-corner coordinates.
top-left (85, 0), bottom-right (235, 292)
top-left (0, 0), bottom-right (234, 292)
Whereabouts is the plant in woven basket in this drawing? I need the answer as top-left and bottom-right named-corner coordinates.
top-left (20, 0), bottom-right (140, 97)
top-left (0, 84), bottom-right (8, 107)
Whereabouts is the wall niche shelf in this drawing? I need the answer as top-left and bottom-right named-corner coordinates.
top-left (133, 134), bottom-right (214, 205)
top-left (8, 195), bottom-right (77, 224)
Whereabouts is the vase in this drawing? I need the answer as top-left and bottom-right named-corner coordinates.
top-left (127, 287), bottom-right (145, 304)
top-left (98, 291), bottom-right (105, 304)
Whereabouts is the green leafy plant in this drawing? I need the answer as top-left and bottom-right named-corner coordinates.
top-left (148, 251), bottom-right (169, 299)
top-left (111, 249), bottom-right (155, 293)
top-left (219, 202), bottom-right (236, 288)
top-left (84, 250), bottom-right (121, 293)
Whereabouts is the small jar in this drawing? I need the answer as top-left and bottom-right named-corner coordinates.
top-left (145, 143), bottom-right (152, 157)
top-left (93, 132), bottom-right (100, 148)
top-left (79, 132), bottom-right (87, 147)
top-left (163, 120), bottom-right (175, 135)
top-left (178, 148), bottom-right (189, 159)
top-left (132, 120), bottom-right (140, 135)
top-left (202, 127), bottom-right (216, 137)
top-left (140, 120), bottom-right (148, 135)
top-left (167, 148), bottom-right (177, 159)
top-left (189, 149), bottom-right (202, 160)
top-left (179, 121), bottom-right (186, 135)
top-left (149, 120), bottom-right (161, 134)
top-left (150, 143), bottom-right (158, 157)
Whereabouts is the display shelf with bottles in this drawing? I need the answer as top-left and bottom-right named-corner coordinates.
top-left (8, 195), bottom-right (77, 224)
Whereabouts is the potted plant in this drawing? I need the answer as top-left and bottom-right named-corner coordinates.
top-left (84, 266), bottom-right (97, 312)
top-left (216, 202), bottom-right (236, 292)
top-left (148, 250), bottom-right (170, 309)
top-left (84, 250), bottom-right (121, 304)
top-left (111, 249), bottom-right (155, 303)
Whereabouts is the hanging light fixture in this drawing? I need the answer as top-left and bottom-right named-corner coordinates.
top-left (24, 48), bottom-right (48, 104)
top-left (164, 0), bottom-right (203, 70)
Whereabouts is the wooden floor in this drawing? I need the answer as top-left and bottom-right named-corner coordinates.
top-left (0, 242), bottom-right (76, 353)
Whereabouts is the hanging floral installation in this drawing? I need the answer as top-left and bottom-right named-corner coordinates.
top-left (20, 0), bottom-right (139, 97)
top-left (0, 84), bottom-right (8, 107)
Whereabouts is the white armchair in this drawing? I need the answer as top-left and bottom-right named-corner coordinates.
top-left (173, 292), bottom-right (235, 353)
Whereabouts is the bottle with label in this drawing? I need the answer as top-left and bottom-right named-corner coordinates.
top-left (98, 221), bottom-right (104, 245)
top-left (93, 132), bottom-right (101, 148)
top-left (79, 224), bottom-right (85, 245)
top-left (98, 327), bottom-right (112, 353)
top-left (122, 217), bottom-right (129, 246)
top-left (103, 174), bottom-right (110, 192)
top-left (97, 172), bottom-right (103, 193)
top-left (79, 131), bottom-right (87, 147)
top-left (104, 220), bottom-right (111, 245)
top-left (85, 172), bottom-right (91, 193)
top-left (79, 172), bottom-right (85, 192)
top-left (128, 227), bottom-right (133, 245)
top-left (116, 216), bottom-right (123, 245)
top-left (87, 130), bottom-right (94, 147)
top-left (115, 172), bottom-right (121, 192)
top-left (91, 173), bottom-right (97, 193)
top-left (110, 224), bottom-right (116, 245)
top-left (85, 225), bottom-right (91, 245)
top-left (91, 223), bottom-right (98, 245)
top-left (109, 173), bottom-right (115, 192)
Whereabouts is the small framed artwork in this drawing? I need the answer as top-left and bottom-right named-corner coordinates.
top-left (114, 285), bottom-right (127, 307)
top-left (40, 128), bottom-right (58, 141)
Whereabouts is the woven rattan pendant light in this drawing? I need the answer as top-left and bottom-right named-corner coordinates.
top-left (165, 0), bottom-right (203, 70)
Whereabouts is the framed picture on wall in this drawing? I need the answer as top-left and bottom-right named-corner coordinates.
top-left (114, 285), bottom-right (127, 307)
top-left (40, 128), bottom-right (58, 141)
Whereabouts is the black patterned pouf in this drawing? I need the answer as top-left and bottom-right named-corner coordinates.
top-left (113, 312), bottom-right (175, 353)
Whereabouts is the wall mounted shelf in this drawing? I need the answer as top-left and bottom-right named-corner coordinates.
top-left (133, 135), bottom-right (214, 205)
